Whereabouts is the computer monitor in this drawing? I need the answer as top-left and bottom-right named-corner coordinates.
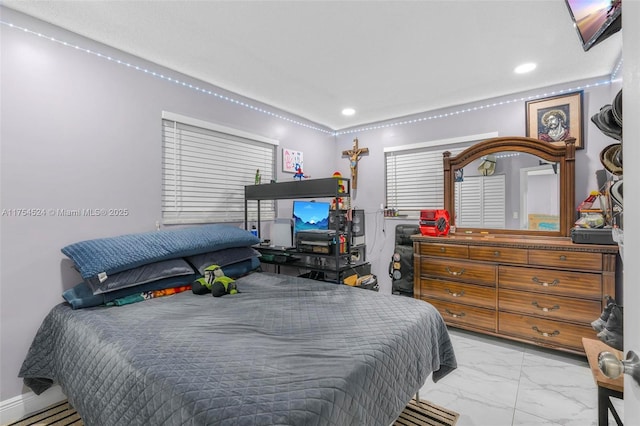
top-left (292, 200), bottom-right (331, 236)
top-left (565, 0), bottom-right (621, 51)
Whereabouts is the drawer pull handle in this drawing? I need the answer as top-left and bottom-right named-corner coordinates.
top-left (531, 301), bottom-right (560, 312)
top-left (440, 247), bottom-right (446, 252)
top-left (532, 326), bottom-right (560, 338)
top-left (445, 289), bottom-right (465, 297)
top-left (493, 251), bottom-right (500, 257)
top-left (444, 309), bottom-right (466, 318)
top-left (445, 266), bottom-right (465, 276)
top-left (559, 255), bottom-right (567, 261)
top-left (531, 277), bottom-right (559, 287)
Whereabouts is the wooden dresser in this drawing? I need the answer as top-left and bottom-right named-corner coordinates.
top-left (413, 234), bottom-right (618, 354)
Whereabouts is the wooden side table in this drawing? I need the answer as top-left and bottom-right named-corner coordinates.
top-left (582, 337), bottom-right (624, 426)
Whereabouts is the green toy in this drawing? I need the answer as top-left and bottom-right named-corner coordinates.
top-left (191, 265), bottom-right (238, 297)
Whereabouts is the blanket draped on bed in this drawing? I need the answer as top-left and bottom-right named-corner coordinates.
top-left (19, 272), bottom-right (456, 426)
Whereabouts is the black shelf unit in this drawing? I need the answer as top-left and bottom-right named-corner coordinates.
top-left (244, 177), bottom-right (362, 283)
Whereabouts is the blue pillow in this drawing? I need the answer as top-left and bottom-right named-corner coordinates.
top-left (85, 258), bottom-right (195, 295)
top-left (220, 257), bottom-right (260, 278)
top-left (187, 247), bottom-right (261, 275)
top-left (62, 224), bottom-right (259, 280)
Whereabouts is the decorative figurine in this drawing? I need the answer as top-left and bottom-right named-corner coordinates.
top-left (293, 163), bottom-right (309, 180)
top-left (342, 138), bottom-right (369, 189)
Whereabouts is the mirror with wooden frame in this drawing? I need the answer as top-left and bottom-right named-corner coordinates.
top-left (443, 136), bottom-right (576, 237)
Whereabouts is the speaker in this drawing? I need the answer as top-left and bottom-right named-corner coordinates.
top-left (350, 209), bottom-right (365, 236)
top-left (390, 224), bottom-right (420, 296)
top-left (330, 209), bottom-right (365, 237)
top-left (329, 210), bottom-right (347, 232)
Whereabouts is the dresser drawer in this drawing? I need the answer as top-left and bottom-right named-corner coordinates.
top-left (499, 312), bottom-right (597, 352)
top-left (421, 278), bottom-right (496, 309)
top-left (469, 246), bottom-right (528, 264)
top-left (419, 243), bottom-right (468, 259)
top-left (427, 299), bottom-right (496, 331)
top-left (499, 265), bottom-right (601, 299)
top-left (421, 258), bottom-right (496, 286)
top-left (528, 249), bottom-right (602, 271)
top-left (498, 289), bottom-right (601, 324)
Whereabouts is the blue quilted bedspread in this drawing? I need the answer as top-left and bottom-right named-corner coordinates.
top-left (61, 224), bottom-right (260, 279)
top-left (19, 272), bottom-right (457, 426)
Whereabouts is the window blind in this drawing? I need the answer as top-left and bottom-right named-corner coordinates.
top-left (384, 133), bottom-right (498, 215)
top-left (385, 145), bottom-right (469, 213)
top-left (455, 174), bottom-right (506, 228)
top-left (162, 114), bottom-right (277, 224)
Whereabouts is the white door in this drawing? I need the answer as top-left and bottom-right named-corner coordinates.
top-left (622, 4), bottom-right (639, 423)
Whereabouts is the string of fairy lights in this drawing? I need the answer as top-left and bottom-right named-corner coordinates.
top-left (2, 19), bottom-right (623, 137)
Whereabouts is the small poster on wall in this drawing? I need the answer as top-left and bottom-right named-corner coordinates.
top-left (282, 148), bottom-right (303, 173)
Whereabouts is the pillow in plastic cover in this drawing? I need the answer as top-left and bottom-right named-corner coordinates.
top-left (62, 274), bottom-right (199, 310)
top-left (85, 258), bottom-right (195, 295)
top-left (186, 247), bottom-right (261, 275)
top-left (62, 224), bottom-right (260, 280)
top-left (62, 258), bottom-right (260, 309)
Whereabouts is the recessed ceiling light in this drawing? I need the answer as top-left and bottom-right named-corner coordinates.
top-left (514, 63), bottom-right (537, 74)
top-left (342, 108), bottom-right (356, 116)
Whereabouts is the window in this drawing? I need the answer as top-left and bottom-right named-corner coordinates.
top-left (384, 132), bottom-right (498, 216)
top-left (455, 175), bottom-right (506, 228)
top-left (162, 112), bottom-right (277, 224)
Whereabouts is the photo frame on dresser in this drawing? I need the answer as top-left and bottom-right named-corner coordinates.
top-left (526, 91), bottom-right (584, 150)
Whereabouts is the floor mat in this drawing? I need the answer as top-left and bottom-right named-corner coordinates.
top-left (394, 398), bottom-right (460, 426)
top-left (9, 401), bottom-right (82, 426)
top-left (10, 397), bottom-right (459, 425)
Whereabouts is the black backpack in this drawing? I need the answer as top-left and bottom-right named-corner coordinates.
top-left (389, 224), bottom-right (421, 296)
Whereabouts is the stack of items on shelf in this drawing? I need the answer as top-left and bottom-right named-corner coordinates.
top-left (571, 89), bottom-right (623, 248)
top-left (344, 273), bottom-right (378, 291)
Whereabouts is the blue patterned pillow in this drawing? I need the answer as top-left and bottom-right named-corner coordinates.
top-left (62, 224), bottom-right (259, 280)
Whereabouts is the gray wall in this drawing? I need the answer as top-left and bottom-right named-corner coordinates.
top-left (334, 78), bottom-right (621, 300)
top-left (0, 9), bottom-right (334, 400)
top-left (0, 6), bottom-right (624, 403)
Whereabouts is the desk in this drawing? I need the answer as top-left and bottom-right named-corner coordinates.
top-left (582, 337), bottom-right (624, 426)
top-left (256, 246), bottom-right (370, 284)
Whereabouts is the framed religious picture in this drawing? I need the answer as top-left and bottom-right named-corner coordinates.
top-left (526, 91), bottom-right (584, 149)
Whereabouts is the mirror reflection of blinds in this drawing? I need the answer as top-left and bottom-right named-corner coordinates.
top-left (385, 146), bottom-right (468, 212)
top-left (455, 175), bottom-right (506, 229)
top-left (162, 118), bottom-right (276, 224)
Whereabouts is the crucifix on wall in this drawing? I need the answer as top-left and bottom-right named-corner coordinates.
top-left (342, 137), bottom-right (369, 190)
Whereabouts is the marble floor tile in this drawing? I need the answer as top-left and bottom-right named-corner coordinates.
top-left (512, 410), bottom-right (563, 426)
top-left (418, 380), bottom-right (516, 426)
top-left (417, 328), bottom-right (620, 426)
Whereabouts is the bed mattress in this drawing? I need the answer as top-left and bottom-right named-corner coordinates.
top-left (20, 272), bottom-right (456, 426)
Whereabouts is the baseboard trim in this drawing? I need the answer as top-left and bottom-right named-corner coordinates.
top-left (0, 386), bottom-right (66, 425)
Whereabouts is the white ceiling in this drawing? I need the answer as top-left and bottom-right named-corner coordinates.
top-left (3, 0), bottom-right (622, 131)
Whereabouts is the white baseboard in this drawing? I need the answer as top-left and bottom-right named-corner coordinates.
top-left (0, 386), bottom-right (66, 425)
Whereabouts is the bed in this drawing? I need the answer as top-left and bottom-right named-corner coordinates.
top-left (19, 225), bottom-right (456, 426)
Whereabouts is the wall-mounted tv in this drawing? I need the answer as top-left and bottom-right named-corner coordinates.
top-left (292, 200), bottom-right (331, 235)
top-left (565, 0), bottom-right (621, 51)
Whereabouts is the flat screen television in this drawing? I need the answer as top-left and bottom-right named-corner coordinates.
top-left (565, 0), bottom-right (621, 51)
top-left (292, 200), bottom-right (331, 236)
